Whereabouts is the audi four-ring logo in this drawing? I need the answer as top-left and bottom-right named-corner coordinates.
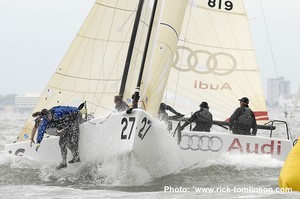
top-left (172, 46), bottom-right (237, 76)
top-left (180, 135), bottom-right (223, 152)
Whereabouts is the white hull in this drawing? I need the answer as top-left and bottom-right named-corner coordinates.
top-left (5, 109), bottom-right (293, 174)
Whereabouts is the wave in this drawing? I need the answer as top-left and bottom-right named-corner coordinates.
top-left (199, 153), bottom-right (284, 169)
top-left (0, 153), bottom-right (151, 187)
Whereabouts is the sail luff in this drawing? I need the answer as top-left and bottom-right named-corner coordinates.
top-left (132, 0), bottom-right (159, 108)
top-left (141, 0), bottom-right (189, 117)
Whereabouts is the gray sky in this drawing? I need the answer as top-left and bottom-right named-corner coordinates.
top-left (245, 0), bottom-right (300, 95)
top-left (0, 0), bottom-right (299, 96)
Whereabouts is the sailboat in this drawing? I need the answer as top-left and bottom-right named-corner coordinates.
top-left (5, 0), bottom-right (293, 175)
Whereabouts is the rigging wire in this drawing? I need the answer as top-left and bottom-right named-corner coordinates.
top-left (259, 0), bottom-right (282, 94)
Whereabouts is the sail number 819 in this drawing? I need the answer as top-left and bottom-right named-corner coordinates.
top-left (208, 0), bottom-right (233, 11)
top-left (121, 117), bottom-right (152, 140)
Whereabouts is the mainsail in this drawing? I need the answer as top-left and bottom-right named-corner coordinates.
top-left (165, 0), bottom-right (269, 123)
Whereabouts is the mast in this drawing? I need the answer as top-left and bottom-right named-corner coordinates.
top-left (119, 0), bottom-right (145, 96)
top-left (132, 0), bottom-right (158, 108)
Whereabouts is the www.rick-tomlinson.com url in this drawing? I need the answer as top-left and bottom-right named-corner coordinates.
top-left (163, 186), bottom-right (292, 193)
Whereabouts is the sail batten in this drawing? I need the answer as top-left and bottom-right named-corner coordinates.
top-left (178, 39), bottom-right (254, 51)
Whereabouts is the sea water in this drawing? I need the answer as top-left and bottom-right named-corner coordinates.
top-left (1, 111), bottom-right (300, 199)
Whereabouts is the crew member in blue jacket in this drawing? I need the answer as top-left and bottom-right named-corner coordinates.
top-left (36, 106), bottom-right (81, 169)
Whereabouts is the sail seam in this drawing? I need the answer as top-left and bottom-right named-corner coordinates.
top-left (47, 85), bottom-right (117, 94)
top-left (178, 39), bottom-right (254, 51)
top-left (95, 2), bottom-right (135, 12)
top-left (54, 72), bottom-right (120, 81)
top-left (75, 34), bottom-right (130, 43)
top-left (196, 5), bottom-right (246, 16)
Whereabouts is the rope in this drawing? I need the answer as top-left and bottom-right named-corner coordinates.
top-left (87, 112), bottom-right (113, 126)
top-left (259, 0), bottom-right (281, 94)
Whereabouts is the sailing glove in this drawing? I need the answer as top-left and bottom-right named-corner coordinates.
top-left (177, 113), bottom-right (185, 118)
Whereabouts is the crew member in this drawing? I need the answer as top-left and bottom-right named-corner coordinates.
top-left (229, 97), bottom-right (257, 136)
top-left (181, 101), bottom-right (213, 132)
top-left (36, 105), bottom-right (82, 169)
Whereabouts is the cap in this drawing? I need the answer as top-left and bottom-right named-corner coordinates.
top-left (41, 109), bottom-right (50, 116)
top-left (114, 94), bottom-right (123, 102)
top-left (239, 97), bottom-right (249, 104)
top-left (200, 101), bottom-right (209, 108)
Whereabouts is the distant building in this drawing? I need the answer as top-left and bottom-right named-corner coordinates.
top-left (289, 87), bottom-right (300, 115)
top-left (14, 93), bottom-right (40, 112)
top-left (267, 77), bottom-right (291, 108)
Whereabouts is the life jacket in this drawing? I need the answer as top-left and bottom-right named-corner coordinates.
top-left (196, 108), bottom-right (212, 123)
top-left (237, 107), bottom-right (253, 126)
